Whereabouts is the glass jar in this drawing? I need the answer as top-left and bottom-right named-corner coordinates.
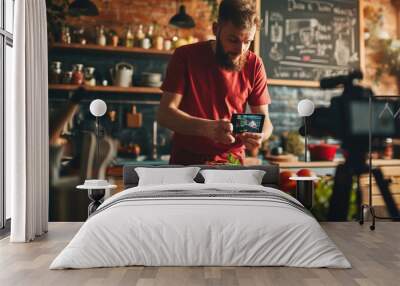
top-left (62, 71), bottom-right (73, 84)
top-left (384, 138), bottom-right (393, 159)
top-left (163, 39), bottom-right (172, 51)
top-left (72, 64), bottom-right (84, 85)
top-left (73, 27), bottom-right (86, 45)
top-left (154, 35), bottom-right (164, 50)
top-left (50, 61), bottom-right (62, 84)
top-left (84, 67), bottom-right (96, 86)
top-left (141, 38), bottom-right (151, 49)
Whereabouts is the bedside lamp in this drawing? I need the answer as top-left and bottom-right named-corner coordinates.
top-left (297, 99), bottom-right (315, 162)
top-left (77, 99), bottom-right (116, 216)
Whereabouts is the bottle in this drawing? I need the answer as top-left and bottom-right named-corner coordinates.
top-left (125, 26), bottom-right (134, 48)
top-left (171, 35), bottom-right (179, 49)
top-left (61, 26), bottom-right (71, 44)
top-left (384, 138), bottom-right (393, 159)
top-left (111, 33), bottom-right (119, 47)
top-left (97, 26), bottom-right (107, 46)
top-left (135, 24), bottom-right (145, 47)
top-left (126, 105), bottom-right (143, 128)
top-left (146, 24), bottom-right (154, 47)
top-left (153, 24), bottom-right (164, 50)
top-left (72, 64), bottom-right (84, 85)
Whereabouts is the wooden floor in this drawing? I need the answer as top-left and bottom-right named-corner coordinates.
top-left (0, 222), bottom-right (399, 286)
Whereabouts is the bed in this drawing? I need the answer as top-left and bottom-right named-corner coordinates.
top-left (50, 164), bottom-right (351, 269)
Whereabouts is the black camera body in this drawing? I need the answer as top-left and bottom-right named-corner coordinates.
top-left (301, 71), bottom-right (400, 152)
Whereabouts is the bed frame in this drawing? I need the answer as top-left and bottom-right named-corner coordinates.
top-left (123, 164), bottom-right (280, 189)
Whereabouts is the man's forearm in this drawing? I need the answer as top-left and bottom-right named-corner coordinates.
top-left (262, 119), bottom-right (273, 140)
top-left (157, 107), bottom-right (211, 137)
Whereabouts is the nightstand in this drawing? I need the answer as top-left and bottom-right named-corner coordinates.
top-left (77, 180), bottom-right (117, 216)
top-left (289, 176), bottom-right (320, 210)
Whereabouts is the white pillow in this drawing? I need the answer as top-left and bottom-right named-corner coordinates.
top-left (200, 169), bottom-right (266, 185)
top-left (135, 167), bottom-right (201, 186)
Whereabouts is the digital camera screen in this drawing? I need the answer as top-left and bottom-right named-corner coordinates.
top-left (349, 99), bottom-right (400, 137)
top-left (231, 114), bottom-right (265, 134)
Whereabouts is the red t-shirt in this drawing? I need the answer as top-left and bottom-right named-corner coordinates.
top-left (161, 40), bottom-right (271, 164)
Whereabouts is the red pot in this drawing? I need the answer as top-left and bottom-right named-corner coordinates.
top-left (308, 144), bottom-right (339, 161)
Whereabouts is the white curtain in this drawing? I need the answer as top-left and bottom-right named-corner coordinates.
top-left (7, 0), bottom-right (49, 242)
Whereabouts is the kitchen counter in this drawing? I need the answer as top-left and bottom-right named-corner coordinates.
top-left (275, 159), bottom-right (400, 168)
top-left (107, 158), bottom-right (169, 177)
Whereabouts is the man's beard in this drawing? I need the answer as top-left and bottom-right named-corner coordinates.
top-left (215, 36), bottom-right (247, 71)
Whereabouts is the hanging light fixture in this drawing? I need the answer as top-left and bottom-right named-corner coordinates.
top-left (69, 0), bottom-right (99, 17)
top-left (169, 1), bottom-right (195, 29)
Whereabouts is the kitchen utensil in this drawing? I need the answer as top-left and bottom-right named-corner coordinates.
top-left (84, 67), bottom-right (96, 86)
top-left (141, 72), bottom-right (162, 83)
top-left (126, 105), bottom-right (142, 128)
top-left (308, 144), bottom-right (339, 161)
top-left (110, 62), bottom-right (134, 87)
top-left (50, 61), bottom-right (62, 84)
top-left (140, 72), bottom-right (162, 87)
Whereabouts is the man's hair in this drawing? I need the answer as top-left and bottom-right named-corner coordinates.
top-left (217, 0), bottom-right (260, 29)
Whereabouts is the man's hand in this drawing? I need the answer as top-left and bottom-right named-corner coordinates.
top-left (205, 119), bottom-right (235, 145)
top-left (237, 132), bottom-right (263, 151)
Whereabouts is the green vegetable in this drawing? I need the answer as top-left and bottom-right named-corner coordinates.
top-left (227, 153), bottom-right (241, 165)
top-left (311, 175), bottom-right (358, 221)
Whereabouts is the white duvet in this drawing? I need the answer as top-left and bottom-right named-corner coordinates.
top-left (50, 183), bottom-right (351, 269)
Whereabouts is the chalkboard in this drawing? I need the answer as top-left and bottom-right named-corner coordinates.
top-left (259, 0), bottom-right (362, 87)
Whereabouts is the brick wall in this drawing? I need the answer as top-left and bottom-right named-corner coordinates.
top-left (363, 0), bottom-right (398, 95)
top-left (66, 0), bottom-right (215, 41)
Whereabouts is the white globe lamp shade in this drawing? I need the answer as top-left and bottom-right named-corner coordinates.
top-left (90, 99), bottom-right (107, 117)
top-left (297, 99), bottom-right (315, 117)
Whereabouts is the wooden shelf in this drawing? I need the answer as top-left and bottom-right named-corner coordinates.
top-left (49, 84), bottom-right (162, 95)
top-left (50, 43), bottom-right (173, 56)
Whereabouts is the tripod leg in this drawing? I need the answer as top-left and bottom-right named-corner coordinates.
top-left (372, 168), bottom-right (399, 218)
top-left (370, 206), bottom-right (376, 230)
top-left (356, 175), bottom-right (362, 221)
top-left (328, 164), bottom-right (353, 221)
top-left (359, 204), bottom-right (364, 225)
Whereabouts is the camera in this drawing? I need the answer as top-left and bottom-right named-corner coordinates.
top-left (300, 70), bottom-right (400, 221)
top-left (300, 70), bottom-right (400, 152)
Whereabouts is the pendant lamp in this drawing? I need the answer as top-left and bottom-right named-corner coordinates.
top-left (169, 2), bottom-right (195, 29)
top-left (69, 0), bottom-right (99, 17)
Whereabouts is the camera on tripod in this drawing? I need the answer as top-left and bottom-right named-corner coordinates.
top-left (299, 70), bottom-right (400, 221)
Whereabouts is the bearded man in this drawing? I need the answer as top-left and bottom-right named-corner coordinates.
top-left (157, 0), bottom-right (273, 165)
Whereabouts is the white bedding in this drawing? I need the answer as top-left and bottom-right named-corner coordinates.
top-left (50, 183), bottom-right (351, 269)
